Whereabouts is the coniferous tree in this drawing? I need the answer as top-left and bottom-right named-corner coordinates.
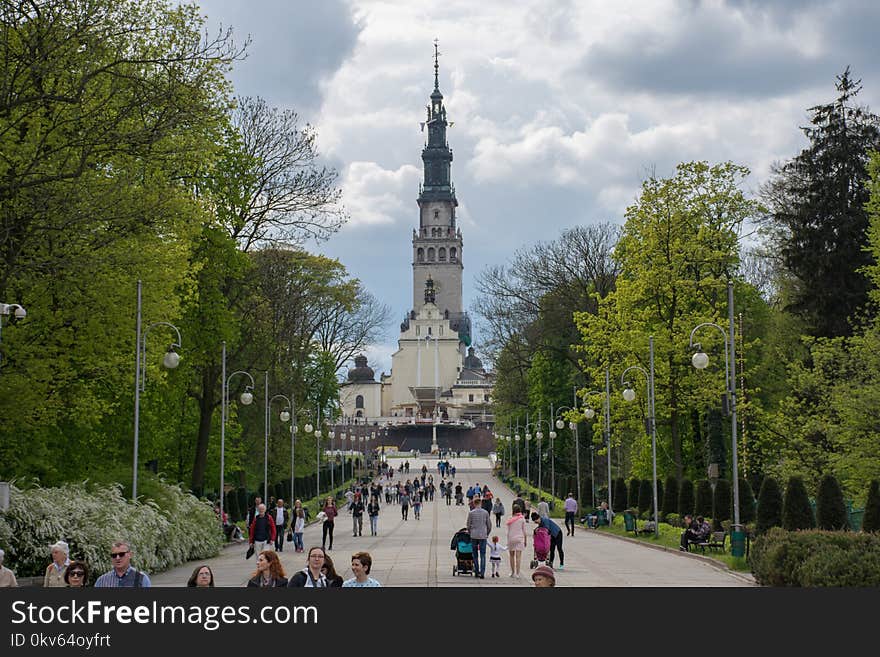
top-left (763, 68), bottom-right (880, 337)
top-left (661, 475), bottom-right (679, 521)
top-left (638, 479), bottom-right (654, 516)
top-left (695, 479), bottom-right (713, 517)
top-left (628, 478), bottom-right (641, 511)
top-left (863, 480), bottom-right (880, 532)
top-left (713, 479), bottom-right (732, 530)
top-left (756, 476), bottom-right (783, 535)
top-left (678, 478), bottom-right (695, 516)
top-left (783, 476), bottom-right (816, 530)
top-left (656, 479), bottom-right (664, 517)
top-left (738, 477), bottom-right (756, 525)
top-left (816, 474), bottom-right (849, 530)
top-left (613, 477), bottom-right (628, 513)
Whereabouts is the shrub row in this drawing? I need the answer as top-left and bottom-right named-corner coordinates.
top-left (750, 528), bottom-right (880, 586)
top-left (0, 480), bottom-right (223, 582)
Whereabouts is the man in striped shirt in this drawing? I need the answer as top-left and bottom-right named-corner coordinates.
top-left (94, 540), bottom-right (151, 588)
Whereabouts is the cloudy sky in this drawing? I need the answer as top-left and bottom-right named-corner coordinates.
top-left (200, 0), bottom-right (880, 377)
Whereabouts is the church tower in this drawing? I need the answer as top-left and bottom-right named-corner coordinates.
top-left (412, 42), bottom-right (468, 343)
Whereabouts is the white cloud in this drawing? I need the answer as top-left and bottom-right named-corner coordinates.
top-left (341, 162), bottom-right (421, 227)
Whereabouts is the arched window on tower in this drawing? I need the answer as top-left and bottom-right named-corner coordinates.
top-left (450, 247), bottom-right (457, 262)
top-left (434, 210), bottom-right (440, 220)
top-left (355, 395), bottom-right (364, 409)
top-left (427, 247), bottom-right (435, 262)
top-left (438, 247), bottom-right (446, 262)
top-left (417, 247), bottom-right (424, 263)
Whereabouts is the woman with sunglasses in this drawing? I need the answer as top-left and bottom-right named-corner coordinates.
top-left (63, 561), bottom-right (89, 587)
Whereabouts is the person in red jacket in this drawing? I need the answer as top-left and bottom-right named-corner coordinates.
top-left (248, 503), bottom-right (276, 555)
top-left (321, 497), bottom-right (338, 551)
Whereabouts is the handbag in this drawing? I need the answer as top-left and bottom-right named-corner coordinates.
top-left (286, 529), bottom-right (293, 542)
top-left (245, 545), bottom-right (255, 560)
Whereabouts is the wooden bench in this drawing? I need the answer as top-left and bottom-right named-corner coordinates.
top-left (689, 530), bottom-right (727, 553)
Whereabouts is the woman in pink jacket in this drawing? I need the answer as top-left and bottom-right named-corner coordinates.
top-left (505, 507), bottom-right (528, 578)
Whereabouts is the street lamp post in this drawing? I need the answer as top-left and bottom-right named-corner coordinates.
top-left (690, 280), bottom-right (743, 555)
top-left (621, 336), bottom-right (659, 538)
top-left (267, 391), bottom-right (293, 502)
top-left (514, 423), bottom-right (521, 479)
top-left (220, 341), bottom-right (255, 523)
top-left (340, 431), bottom-right (347, 483)
top-left (132, 280), bottom-right (181, 500)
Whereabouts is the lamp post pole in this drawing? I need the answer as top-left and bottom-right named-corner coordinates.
top-left (132, 279), bottom-right (181, 500)
top-left (621, 336), bottom-right (659, 538)
top-left (268, 392), bottom-right (293, 503)
top-left (515, 418), bottom-right (520, 479)
top-left (605, 366), bottom-right (612, 513)
top-left (689, 280), bottom-right (742, 550)
top-left (220, 341), bottom-right (255, 524)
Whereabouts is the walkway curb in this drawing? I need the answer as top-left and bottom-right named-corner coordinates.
top-left (577, 526), bottom-right (757, 585)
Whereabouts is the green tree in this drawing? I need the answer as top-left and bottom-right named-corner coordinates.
top-left (762, 68), bottom-right (880, 338)
top-left (782, 476), bottom-right (816, 530)
top-left (863, 480), bottom-right (880, 532)
top-left (712, 479), bottom-right (732, 530)
top-left (695, 479), bottom-right (713, 518)
top-left (756, 476), bottom-right (783, 535)
top-left (816, 474), bottom-right (849, 530)
top-left (576, 162), bottom-right (760, 482)
top-left (678, 478), bottom-right (695, 517)
top-left (738, 477), bottom-right (756, 525)
top-left (637, 479), bottom-right (653, 516)
top-left (661, 475), bottom-right (679, 521)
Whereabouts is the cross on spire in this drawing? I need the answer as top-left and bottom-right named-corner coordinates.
top-left (433, 38), bottom-right (440, 91)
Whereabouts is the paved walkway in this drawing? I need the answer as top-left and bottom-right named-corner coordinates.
top-left (151, 458), bottom-right (752, 587)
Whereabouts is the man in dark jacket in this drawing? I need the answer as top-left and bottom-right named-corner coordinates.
top-left (350, 495), bottom-right (365, 537)
top-left (248, 504), bottom-right (276, 555)
top-left (272, 499), bottom-right (289, 551)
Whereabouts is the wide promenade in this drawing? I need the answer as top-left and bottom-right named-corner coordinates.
top-left (152, 458), bottom-right (752, 587)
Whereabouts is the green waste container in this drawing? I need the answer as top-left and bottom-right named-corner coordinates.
top-left (731, 529), bottom-right (746, 557)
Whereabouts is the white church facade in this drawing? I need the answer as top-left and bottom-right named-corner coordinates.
top-left (340, 47), bottom-right (494, 429)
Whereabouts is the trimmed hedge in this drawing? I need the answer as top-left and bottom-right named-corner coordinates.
top-left (613, 478), bottom-right (628, 513)
top-left (816, 474), bottom-right (849, 531)
top-left (695, 479), bottom-right (713, 517)
top-left (713, 479), bottom-right (732, 530)
top-left (783, 476), bottom-right (815, 531)
top-left (750, 528), bottom-right (880, 586)
top-left (638, 479), bottom-right (653, 516)
top-left (661, 476), bottom-right (679, 522)
top-left (628, 479), bottom-right (640, 513)
top-left (0, 481), bottom-right (223, 582)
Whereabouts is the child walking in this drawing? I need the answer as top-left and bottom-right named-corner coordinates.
top-left (488, 535), bottom-right (507, 578)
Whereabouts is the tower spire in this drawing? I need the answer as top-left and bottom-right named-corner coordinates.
top-left (433, 38), bottom-right (440, 91)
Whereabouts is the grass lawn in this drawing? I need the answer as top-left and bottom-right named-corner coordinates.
top-left (593, 516), bottom-right (752, 572)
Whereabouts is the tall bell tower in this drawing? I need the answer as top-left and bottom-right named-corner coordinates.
top-left (412, 41), bottom-right (465, 337)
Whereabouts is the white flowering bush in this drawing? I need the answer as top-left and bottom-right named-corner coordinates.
top-left (0, 480), bottom-right (223, 581)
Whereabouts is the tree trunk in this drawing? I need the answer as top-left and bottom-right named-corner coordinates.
top-left (190, 366), bottom-right (219, 492)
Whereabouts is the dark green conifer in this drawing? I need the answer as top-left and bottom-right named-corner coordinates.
top-left (863, 480), bottom-right (880, 532)
top-left (738, 477), bottom-right (756, 525)
top-left (713, 479), bottom-right (732, 530)
top-left (678, 478), bottom-right (695, 516)
top-left (782, 476), bottom-right (816, 530)
top-left (816, 474), bottom-right (849, 530)
top-left (661, 476), bottom-right (679, 522)
top-left (613, 477), bottom-right (628, 512)
top-left (695, 479), bottom-right (713, 517)
top-left (638, 479), bottom-right (653, 516)
top-left (756, 476), bottom-right (783, 534)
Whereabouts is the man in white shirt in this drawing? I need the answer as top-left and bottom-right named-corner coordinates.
top-left (273, 499), bottom-right (289, 551)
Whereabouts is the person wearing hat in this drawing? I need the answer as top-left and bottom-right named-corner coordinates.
top-left (532, 564), bottom-right (556, 587)
top-left (44, 540), bottom-right (70, 588)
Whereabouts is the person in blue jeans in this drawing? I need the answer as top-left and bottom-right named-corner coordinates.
top-left (531, 512), bottom-right (564, 569)
top-left (467, 496), bottom-right (493, 579)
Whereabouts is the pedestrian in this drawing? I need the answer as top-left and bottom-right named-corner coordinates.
top-left (64, 561), bottom-right (89, 588)
top-left (350, 493), bottom-right (365, 537)
top-left (399, 489), bottom-right (410, 520)
top-left (187, 564), bottom-right (214, 587)
top-left (0, 548), bottom-right (16, 587)
top-left (321, 497), bottom-right (338, 551)
top-left (466, 496), bottom-right (493, 579)
top-left (367, 495), bottom-right (381, 535)
top-left (531, 564), bottom-right (556, 587)
top-left (344, 487), bottom-right (355, 510)
top-left (246, 496), bottom-right (263, 528)
top-left (287, 547), bottom-right (329, 587)
top-left (44, 540), bottom-right (70, 588)
top-left (247, 550), bottom-right (288, 587)
top-left (564, 493), bottom-right (578, 536)
top-left (445, 481), bottom-right (453, 506)
top-left (273, 499), bottom-right (289, 551)
top-left (454, 482), bottom-right (463, 506)
top-left (342, 551), bottom-right (382, 587)
top-left (531, 513), bottom-right (564, 570)
top-left (413, 490), bottom-right (423, 520)
top-left (536, 498), bottom-right (550, 519)
top-left (94, 540), bottom-right (151, 587)
top-left (487, 535), bottom-right (507, 578)
top-left (248, 503), bottom-right (276, 555)
top-left (481, 493), bottom-right (493, 515)
top-left (506, 504), bottom-right (528, 578)
top-left (492, 498), bottom-right (505, 527)
top-left (321, 552), bottom-right (344, 587)
top-left (292, 505), bottom-right (306, 552)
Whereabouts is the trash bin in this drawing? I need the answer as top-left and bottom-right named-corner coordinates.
top-left (731, 529), bottom-right (746, 558)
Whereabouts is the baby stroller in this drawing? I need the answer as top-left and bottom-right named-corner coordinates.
top-left (530, 526), bottom-right (550, 569)
top-left (450, 527), bottom-right (475, 576)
